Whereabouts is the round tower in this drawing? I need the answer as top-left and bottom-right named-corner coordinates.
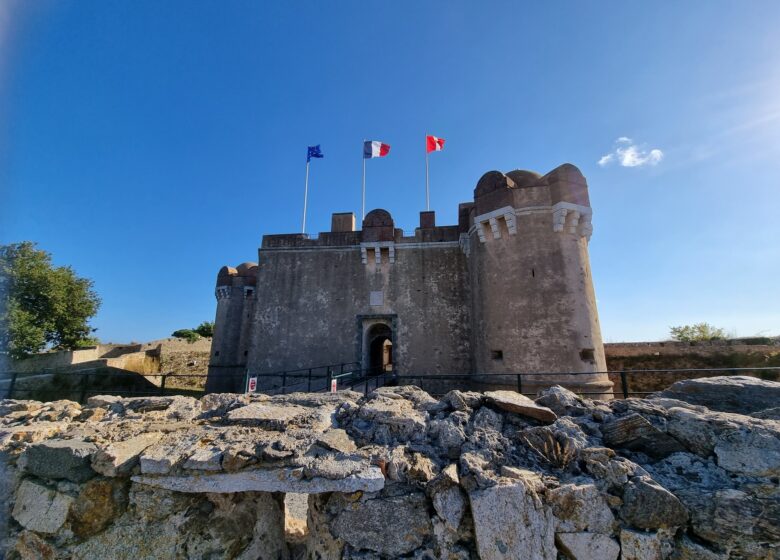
top-left (468, 164), bottom-right (612, 398)
top-left (205, 262), bottom-right (257, 393)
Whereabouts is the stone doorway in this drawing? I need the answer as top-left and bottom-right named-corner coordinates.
top-left (367, 323), bottom-right (393, 374)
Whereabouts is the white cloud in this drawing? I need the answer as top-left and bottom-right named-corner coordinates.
top-left (598, 138), bottom-right (664, 168)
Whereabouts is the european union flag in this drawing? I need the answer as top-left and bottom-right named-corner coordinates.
top-left (307, 145), bottom-right (324, 162)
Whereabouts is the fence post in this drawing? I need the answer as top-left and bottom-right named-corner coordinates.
top-left (620, 371), bottom-right (629, 399)
top-left (326, 366), bottom-right (332, 393)
top-left (159, 374), bottom-right (167, 396)
top-left (516, 374), bottom-right (523, 395)
top-left (6, 371), bottom-right (18, 399)
top-left (307, 369), bottom-right (312, 392)
top-left (281, 370), bottom-right (287, 395)
top-left (79, 373), bottom-right (89, 404)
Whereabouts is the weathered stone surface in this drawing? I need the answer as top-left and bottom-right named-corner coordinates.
top-left (329, 491), bottom-right (432, 556)
top-left (621, 476), bottom-right (689, 529)
top-left (12, 480), bottom-right (74, 534)
top-left (316, 428), bottom-right (357, 453)
top-left (133, 464), bottom-right (384, 494)
top-left (547, 483), bottom-right (615, 533)
top-left (601, 413), bottom-right (685, 459)
top-left (21, 439), bottom-right (97, 482)
top-left (620, 529), bottom-right (669, 560)
top-left (484, 390), bottom-right (557, 423)
top-left (469, 481), bottom-right (556, 560)
top-left (226, 402), bottom-right (329, 431)
top-left (655, 375), bottom-right (780, 414)
top-left (665, 406), bottom-right (780, 477)
top-left (68, 478), bottom-right (128, 537)
top-left (139, 434), bottom-right (200, 474)
top-left (357, 395), bottom-right (428, 442)
top-left (555, 532), bottom-right (620, 560)
top-left (182, 446), bottom-right (223, 471)
top-left (92, 433), bottom-right (163, 476)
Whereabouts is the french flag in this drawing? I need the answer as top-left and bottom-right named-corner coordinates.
top-left (364, 140), bottom-right (391, 159)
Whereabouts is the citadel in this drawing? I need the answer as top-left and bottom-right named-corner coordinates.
top-left (206, 163), bottom-right (613, 397)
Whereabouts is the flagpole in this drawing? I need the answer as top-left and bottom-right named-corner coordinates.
top-left (425, 134), bottom-right (430, 211)
top-left (362, 141), bottom-right (366, 221)
top-left (302, 159), bottom-right (310, 234)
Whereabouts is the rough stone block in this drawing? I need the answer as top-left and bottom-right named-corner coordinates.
top-left (21, 439), bottom-right (97, 482)
top-left (555, 532), bottom-right (620, 560)
top-left (12, 480), bottom-right (74, 534)
top-left (485, 391), bottom-right (557, 423)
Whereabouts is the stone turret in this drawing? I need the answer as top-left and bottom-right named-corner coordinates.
top-left (205, 262), bottom-right (258, 393)
top-left (467, 163), bottom-right (611, 397)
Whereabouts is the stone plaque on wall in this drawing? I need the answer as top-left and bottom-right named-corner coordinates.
top-left (369, 291), bottom-right (384, 306)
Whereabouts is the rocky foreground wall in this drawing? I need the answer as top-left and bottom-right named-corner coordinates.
top-left (0, 376), bottom-right (778, 560)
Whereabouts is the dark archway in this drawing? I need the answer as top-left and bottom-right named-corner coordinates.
top-left (366, 323), bottom-right (393, 374)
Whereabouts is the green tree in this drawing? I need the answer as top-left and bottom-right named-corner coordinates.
top-left (171, 329), bottom-right (200, 343)
top-left (1, 242), bottom-right (101, 359)
top-left (669, 322), bottom-right (727, 342)
top-left (194, 321), bottom-right (214, 338)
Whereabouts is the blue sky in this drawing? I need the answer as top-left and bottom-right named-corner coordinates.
top-left (2, 1), bottom-right (779, 343)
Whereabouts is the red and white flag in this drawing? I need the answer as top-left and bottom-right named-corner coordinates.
top-left (426, 135), bottom-right (445, 153)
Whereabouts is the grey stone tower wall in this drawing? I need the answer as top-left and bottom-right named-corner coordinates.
top-left (205, 264), bottom-right (257, 393)
top-left (467, 165), bottom-right (610, 396)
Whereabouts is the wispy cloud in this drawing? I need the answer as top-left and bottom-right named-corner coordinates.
top-left (598, 137), bottom-right (664, 168)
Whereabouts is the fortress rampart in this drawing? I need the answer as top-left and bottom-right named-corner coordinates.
top-left (207, 163), bottom-right (611, 397)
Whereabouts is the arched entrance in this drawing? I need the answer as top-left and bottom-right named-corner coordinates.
top-left (366, 323), bottom-right (393, 374)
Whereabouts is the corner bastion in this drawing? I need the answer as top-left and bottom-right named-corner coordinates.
top-left (1, 376), bottom-right (779, 559)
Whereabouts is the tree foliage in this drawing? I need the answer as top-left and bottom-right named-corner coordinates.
top-left (171, 329), bottom-right (201, 343)
top-left (194, 321), bottom-right (214, 338)
top-left (1, 242), bottom-right (101, 359)
top-left (669, 322), bottom-right (727, 342)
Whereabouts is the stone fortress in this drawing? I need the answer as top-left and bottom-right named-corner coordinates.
top-left (206, 163), bottom-right (613, 397)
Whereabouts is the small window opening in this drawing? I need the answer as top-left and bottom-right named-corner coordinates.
top-left (214, 351), bottom-right (220, 357)
top-left (579, 348), bottom-right (595, 363)
top-left (531, 268), bottom-right (535, 277)
top-left (491, 350), bottom-right (503, 361)
top-left (243, 350), bottom-right (248, 356)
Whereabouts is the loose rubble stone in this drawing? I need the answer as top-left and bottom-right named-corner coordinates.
top-left (330, 491), bottom-right (432, 556)
top-left (469, 480), bottom-right (556, 560)
top-left (92, 433), bottom-right (163, 476)
top-left (620, 529), bottom-right (670, 560)
top-left (21, 439), bottom-right (97, 482)
top-left (484, 390), bottom-right (557, 423)
top-left (621, 476), bottom-right (689, 529)
top-left (547, 483), bottom-right (615, 533)
top-left (555, 532), bottom-right (620, 560)
top-left (133, 464), bottom-right (384, 494)
top-left (12, 480), bottom-right (74, 534)
top-left (0, 378), bottom-right (778, 559)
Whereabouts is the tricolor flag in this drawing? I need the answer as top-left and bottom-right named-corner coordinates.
top-left (363, 140), bottom-right (391, 159)
top-left (426, 135), bottom-right (445, 153)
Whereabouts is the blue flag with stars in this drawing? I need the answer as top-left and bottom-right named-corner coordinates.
top-left (307, 145), bottom-right (324, 162)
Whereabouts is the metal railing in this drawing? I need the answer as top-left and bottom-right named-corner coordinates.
top-left (2, 365), bottom-right (779, 403)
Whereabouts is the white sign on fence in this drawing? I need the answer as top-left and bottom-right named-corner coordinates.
top-left (330, 379), bottom-right (337, 393)
top-left (247, 376), bottom-right (258, 393)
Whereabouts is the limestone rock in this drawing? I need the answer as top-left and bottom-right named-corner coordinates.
top-left (133, 464), bottom-right (384, 494)
top-left (21, 439), bottom-right (97, 482)
top-left (68, 478), bottom-right (128, 538)
top-left (316, 428), bottom-right (357, 453)
top-left (655, 375), bottom-right (780, 414)
top-left (601, 413), bottom-right (685, 459)
top-left (665, 406), bottom-right (780, 477)
top-left (357, 395), bottom-right (428, 442)
top-left (484, 391), bottom-right (557, 423)
top-left (92, 433), bottom-right (163, 476)
top-left (620, 529), bottom-right (670, 560)
top-left (469, 481), bottom-right (556, 560)
top-left (620, 476), bottom-right (689, 529)
top-left (226, 402), bottom-right (330, 431)
top-left (329, 491), bottom-right (432, 556)
top-left (547, 483), bottom-right (615, 533)
top-left (182, 446), bottom-right (223, 471)
top-left (555, 532), bottom-right (620, 560)
top-left (12, 479), bottom-right (74, 534)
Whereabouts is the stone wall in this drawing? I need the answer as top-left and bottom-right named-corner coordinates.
top-left (1, 376), bottom-right (778, 559)
top-left (605, 340), bottom-right (780, 397)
